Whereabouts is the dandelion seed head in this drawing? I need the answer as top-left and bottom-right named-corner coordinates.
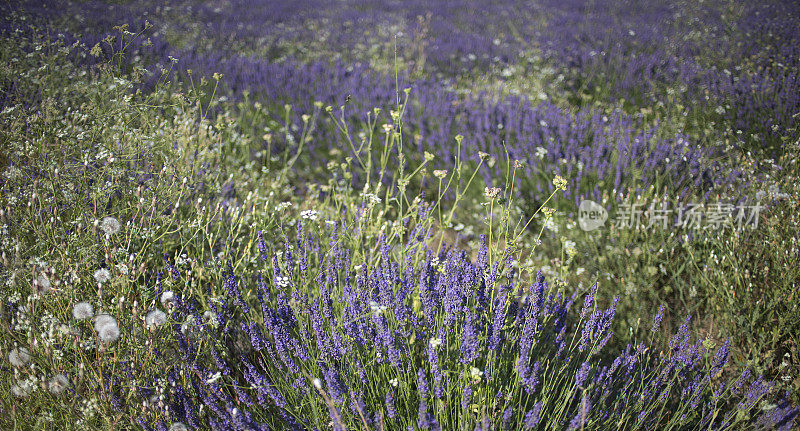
top-left (100, 216), bottom-right (121, 235)
top-left (160, 290), bottom-right (175, 305)
top-left (12, 383), bottom-right (31, 398)
top-left (93, 268), bottom-right (111, 284)
top-left (47, 373), bottom-right (70, 395)
top-left (145, 309), bottom-right (167, 330)
top-left (72, 302), bottom-right (94, 320)
top-left (8, 347), bottom-right (30, 367)
top-left (97, 322), bottom-right (120, 343)
top-left (35, 273), bottom-right (51, 294)
top-left (169, 423), bottom-right (189, 431)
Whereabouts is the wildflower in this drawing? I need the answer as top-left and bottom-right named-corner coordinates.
top-left (203, 311), bottom-right (219, 328)
top-left (300, 210), bottom-right (318, 220)
top-left (389, 378), bottom-right (399, 387)
top-left (484, 187), bottom-right (502, 199)
top-left (93, 268), bottom-right (111, 284)
top-left (145, 309), bottom-right (167, 330)
top-left (563, 239), bottom-right (577, 258)
top-left (369, 300), bottom-right (388, 315)
top-left (553, 175), bottom-right (568, 191)
top-left (424, 151), bottom-right (434, 161)
top-left (8, 347), bottom-right (30, 367)
top-left (478, 151), bottom-right (490, 161)
top-left (535, 147), bottom-right (547, 159)
top-left (429, 337), bottom-right (443, 349)
top-left (206, 372), bottom-right (222, 384)
top-left (47, 374), bottom-right (70, 395)
top-left (35, 273), bottom-right (51, 294)
top-left (433, 169), bottom-right (448, 179)
top-left (169, 423), bottom-right (188, 431)
top-left (275, 276), bottom-right (290, 288)
top-left (72, 302), bottom-right (94, 320)
top-left (470, 366), bottom-right (484, 381)
top-left (99, 216), bottom-right (121, 235)
top-left (312, 378), bottom-right (323, 390)
top-left (576, 267), bottom-right (586, 276)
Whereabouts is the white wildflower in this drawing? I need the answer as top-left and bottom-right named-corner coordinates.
top-left (206, 371), bottom-right (222, 384)
top-left (203, 311), bottom-right (219, 328)
top-left (94, 314), bottom-right (120, 343)
top-left (312, 378), bottom-right (322, 390)
top-left (389, 377), bottom-right (399, 387)
top-left (72, 302), bottom-right (94, 320)
top-left (300, 210), bottom-right (318, 220)
top-left (169, 423), bottom-right (189, 431)
top-left (563, 240), bottom-right (577, 258)
top-left (535, 146), bottom-right (547, 159)
top-left (275, 276), bottom-right (289, 288)
top-left (429, 337), bottom-right (442, 349)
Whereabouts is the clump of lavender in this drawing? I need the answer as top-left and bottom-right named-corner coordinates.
top-left (147, 217), bottom-right (798, 431)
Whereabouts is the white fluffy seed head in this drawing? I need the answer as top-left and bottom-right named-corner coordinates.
top-left (11, 383), bottom-right (31, 398)
top-left (47, 373), bottom-right (70, 395)
top-left (94, 314), bottom-right (116, 332)
top-left (35, 273), bottom-right (51, 294)
top-left (146, 309), bottom-right (167, 330)
top-left (169, 423), bottom-right (189, 431)
top-left (312, 378), bottom-right (322, 390)
top-left (160, 290), bottom-right (175, 305)
top-left (97, 321), bottom-right (121, 343)
top-left (8, 347), bottom-right (30, 367)
top-left (93, 268), bottom-right (112, 284)
top-left (72, 302), bottom-right (94, 320)
top-left (100, 216), bottom-right (121, 234)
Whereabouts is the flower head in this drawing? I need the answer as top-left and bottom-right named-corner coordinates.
top-left (160, 290), bottom-right (176, 306)
top-left (169, 423), bottom-right (189, 431)
top-left (553, 175), bottom-right (568, 191)
top-left (72, 302), bottom-right (94, 320)
top-left (100, 216), bottom-right (121, 235)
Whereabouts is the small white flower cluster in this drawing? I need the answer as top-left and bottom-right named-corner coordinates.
top-left (94, 314), bottom-right (120, 344)
top-left (12, 375), bottom-right (38, 398)
top-left (535, 146), bottom-right (548, 159)
top-left (275, 202), bottom-right (292, 212)
top-left (169, 423), bottom-right (189, 431)
top-left (300, 209), bottom-right (319, 220)
top-left (563, 239), bottom-right (577, 258)
top-left (204, 310), bottom-right (219, 328)
top-left (275, 276), bottom-right (290, 288)
top-left (389, 377), bottom-right (399, 387)
top-left (369, 300), bottom-right (388, 315)
top-left (429, 337), bottom-right (443, 349)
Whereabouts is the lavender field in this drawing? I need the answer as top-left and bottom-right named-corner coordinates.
top-left (1, 0), bottom-right (798, 429)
